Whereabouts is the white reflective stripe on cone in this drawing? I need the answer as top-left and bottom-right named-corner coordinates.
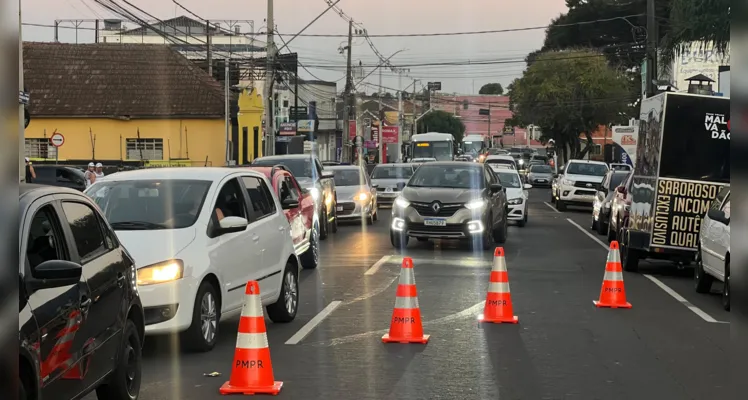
top-left (394, 296), bottom-right (419, 309)
top-left (603, 270), bottom-right (623, 281)
top-left (607, 249), bottom-right (621, 263)
top-left (236, 332), bottom-right (269, 350)
top-left (488, 282), bottom-right (510, 293)
top-left (492, 257), bottom-right (507, 272)
top-left (240, 295), bottom-right (264, 318)
top-left (398, 268), bottom-right (415, 285)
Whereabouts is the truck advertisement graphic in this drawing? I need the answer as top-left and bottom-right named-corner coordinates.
top-left (611, 126), bottom-right (638, 166)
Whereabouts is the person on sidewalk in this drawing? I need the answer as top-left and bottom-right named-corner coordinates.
top-left (24, 158), bottom-right (36, 183)
top-left (84, 162), bottom-right (96, 188)
top-left (95, 163), bottom-right (105, 180)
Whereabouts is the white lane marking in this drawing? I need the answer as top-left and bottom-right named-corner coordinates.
top-left (566, 218), bottom-right (608, 249)
top-left (364, 255), bottom-right (392, 275)
top-left (543, 202), bottom-right (561, 213)
top-left (345, 275), bottom-right (399, 304)
top-left (642, 275), bottom-right (723, 323)
top-left (389, 256), bottom-right (492, 268)
top-left (566, 218), bottom-right (727, 324)
top-left (285, 301), bottom-right (342, 345)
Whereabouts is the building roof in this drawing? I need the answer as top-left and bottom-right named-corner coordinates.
top-left (23, 42), bottom-right (225, 118)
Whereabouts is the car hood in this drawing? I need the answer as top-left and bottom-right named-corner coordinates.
top-left (505, 187), bottom-right (525, 200)
top-left (528, 172), bottom-right (552, 177)
top-left (114, 227), bottom-right (196, 269)
top-left (371, 178), bottom-right (408, 189)
top-left (564, 173), bottom-right (605, 183)
top-left (336, 185), bottom-right (368, 200)
top-left (402, 186), bottom-right (482, 203)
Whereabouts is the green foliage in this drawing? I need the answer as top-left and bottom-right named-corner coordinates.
top-left (417, 110), bottom-right (466, 143)
top-left (659, 0), bottom-right (731, 69)
top-left (478, 83), bottom-right (504, 95)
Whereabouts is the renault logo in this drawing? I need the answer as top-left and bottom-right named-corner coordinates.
top-left (431, 202), bottom-right (441, 213)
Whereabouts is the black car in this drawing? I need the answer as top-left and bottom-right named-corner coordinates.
top-left (19, 184), bottom-right (144, 400)
top-left (591, 170), bottom-right (630, 235)
top-left (32, 165), bottom-right (87, 191)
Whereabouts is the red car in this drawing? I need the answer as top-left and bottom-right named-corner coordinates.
top-left (245, 165), bottom-right (319, 269)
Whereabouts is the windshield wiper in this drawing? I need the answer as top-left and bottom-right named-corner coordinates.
top-left (110, 221), bottom-right (169, 230)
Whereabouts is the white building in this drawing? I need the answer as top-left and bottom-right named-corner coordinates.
top-left (662, 41), bottom-right (730, 93)
top-left (277, 79), bottom-right (338, 161)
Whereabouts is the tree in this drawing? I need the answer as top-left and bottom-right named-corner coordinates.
top-left (416, 110), bottom-right (466, 143)
top-left (508, 49), bottom-right (630, 163)
top-left (659, 0), bottom-right (730, 69)
top-left (478, 83), bottom-right (504, 95)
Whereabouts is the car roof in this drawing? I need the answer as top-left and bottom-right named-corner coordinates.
top-left (326, 165), bottom-right (363, 171)
top-left (486, 155), bottom-right (515, 160)
top-left (255, 154), bottom-right (316, 161)
top-left (95, 167), bottom-right (263, 182)
top-left (567, 159), bottom-right (608, 166)
top-left (20, 183), bottom-right (86, 209)
top-left (420, 161), bottom-right (483, 168)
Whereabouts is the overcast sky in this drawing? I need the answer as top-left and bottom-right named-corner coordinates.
top-left (22, 0), bottom-right (568, 94)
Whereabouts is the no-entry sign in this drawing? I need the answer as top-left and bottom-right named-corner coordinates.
top-left (50, 132), bottom-right (65, 147)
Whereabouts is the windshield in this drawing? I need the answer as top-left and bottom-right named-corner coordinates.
top-left (87, 179), bottom-right (211, 230)
top-left (530, 165), bottom-right (552, 173)
top-left (487, 159), bottom-right (515, 167)
top-left (371, 166), bottom-right (414, 180)
top-left (566, 163), bottom-right (608, 176)
top-left (496, 171), bottom-right (522, 188)
top-left (332, 169), bottom-right (366, 186)
top-left (411, 141), bottom-right (453, 161)
top-left (409, 165), bottom-right (485, 189)
top-left (461, 141), bottom-right (483, 155)
top-left (608, 173), bottom-right (629, 189)
top-left (252, 158), bottom-right (312, 178)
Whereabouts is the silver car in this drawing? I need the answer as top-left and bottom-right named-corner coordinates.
top-left (390, 162), bottom-right (509, 250)
top-left (526, 164), bottom-right (553, 186)
top-left (327, 165), bottom-right (379, 224)
top-left (370, 163), bottom-right (417, 206)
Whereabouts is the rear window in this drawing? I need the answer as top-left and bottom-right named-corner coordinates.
top-left (252, 158), bottom-right (312, 178)
top-left (332, 169), bottom-right (366, 186)
top-left (566, 163), bottom-right (608, 176)
top-left (371, 166), bottom-right (414, 180)
top-left (530, 165), bottom-right (552, 173)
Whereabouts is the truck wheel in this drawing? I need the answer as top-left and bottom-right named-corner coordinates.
top-left (621, 233), bottom-right (639, 272)
top-left (694, 246), bottom-right (713, 293)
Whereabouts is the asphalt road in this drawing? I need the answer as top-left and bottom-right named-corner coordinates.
top-left (96, 189), bottom-right (729, 400)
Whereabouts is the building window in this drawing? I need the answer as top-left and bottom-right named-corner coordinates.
top-left (25, 138), bottom-right (57, 159)
top-left (590, 144), bottom-right (602, 155)
top-left (126, 138), bottom-right (164, 160)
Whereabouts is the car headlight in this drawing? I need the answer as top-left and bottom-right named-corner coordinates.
top-left (507, 198), bottom-right (523, 205)
top-left (309, 187), bottom-right (321, 201)
top-left (394, 197), bottom-right (410, 209)
top-left (137, 259), bottom-right (184, 286)
top-left (465, 199), bottom-right (486, 210)
top-left (355, 191), bottom-right (369, 202)
top-left (562, 178), bottom-right (575, 186)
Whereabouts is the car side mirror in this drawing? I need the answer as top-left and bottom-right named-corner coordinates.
top-left (32, 260), bottom-right (82, 288)
top-left (321, 170), bottom-right (334, 179)
top-left (217, 216), bottom-right (249, 234)
top-left (281, 198), bottom-right (300, 210)
top-left (707, 209), bottom-right (729, 225)
top-left (490, 183), bottom-right (503, 193)
top-left (524, 184), bottom-right (533, 190)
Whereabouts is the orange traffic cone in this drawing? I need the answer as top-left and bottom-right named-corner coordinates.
top-left (479, 247), bottom-right (519, 323)
top-left (382, 257), bottom-right (430, 344)
top-left (594, 241), bottom-right (632, 309)
top-left (220, 281), bottom-right (283, 395)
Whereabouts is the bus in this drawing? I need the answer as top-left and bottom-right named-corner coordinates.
top-left (461, 134), bottom-right (489, 158)
top-left (406, 132), bottom-right (455, 162)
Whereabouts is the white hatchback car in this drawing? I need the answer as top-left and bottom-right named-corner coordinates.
top-left (493, 168), bottom-right (532, 227)
top-left (695, 186), bottom-right (731, 311)
top-left (86, 168), bottom-right (300, 351)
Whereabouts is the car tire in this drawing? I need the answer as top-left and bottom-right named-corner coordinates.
top-left (267, 262), bottom-right (299, 323)
top-left (606, 218), bottom-right (616, 243)
top-left (319, 210), bottom-right (329, 240)
top-left (331, 205), bottom-right (339, 233)
top-left (182, 281), bottom-right (220, 352)
top-left (494, 217), bottom-right (508, 244)
top-left (591, 214), bottom-right (598, 230)
top-left (620, 232), bottom-right (639, 273)
top-left (300, 223), bottom-right (320, 269)
top-left (694, 246), bottom-right (713, 293)
top-left (95, 320), bottom-right (142, 400)
top-left (390, 231), bottom-right (409, 249)
top-left (556, 199), bottom-right (567, 211)
top-left (723, 263), bottom-right (730, 311)
top-left (373, 206), bottom-right (379, 221)
top-left (596, 214), bottom-right (608, 235)
top-left (517, 211), bottom-right (527, 227)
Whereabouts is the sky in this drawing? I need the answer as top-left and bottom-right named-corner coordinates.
top-left (21, 0), bottom-right (569, 95)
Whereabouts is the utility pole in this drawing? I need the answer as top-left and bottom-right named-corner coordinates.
top-left (487, 104), bottom-right (492, 140)
top-left (411, 79), bottom-right (418, 135)
top-left (206, 19), bottom-right (212, 77)
top-left (264, 0), bottom-right (276, 156)
top-left (377, 64), bottom-right (383, 164)
top-left (343, 20), bottom-right (354, 163)
top-left (645, 0), bottom-right (657, 97)
top-left (224, 62), bottom-right (230, 165)
top-left (397, 73), bottom-right (403, 161)
top-left (19, 0), bottom-right (25, 182)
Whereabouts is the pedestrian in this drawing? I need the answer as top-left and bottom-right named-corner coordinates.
top-left (24, 157), bottom-right (36, 183)
top-left (84, 162), bottom-right (96, 188)
top-left (95, 163), bottom-right (105, 180)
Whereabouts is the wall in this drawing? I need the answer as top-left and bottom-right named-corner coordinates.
top-left (237, 87), bottom-right (264, 164)
top-left (666, 42), bottom-right (730, 92)
top-left (292, 81), bottom-right (338, 131)
top-left (25, 117), bottom-right (225, 166)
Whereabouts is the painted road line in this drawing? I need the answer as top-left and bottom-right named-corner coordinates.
top-left (388, 256), bottom-right (492, 268)
top-left (285, 301), bottom-right (342, 345)
top-left (364, 255), bottom-right (392, 275)
top-left (566, 218), bottom-right (726, 324)
top-left (544, 202), bottom-right (561, 213)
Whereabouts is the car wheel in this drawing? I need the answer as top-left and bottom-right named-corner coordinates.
top-left (95, 320), bottom-right (142, 400)
top-left (182, 281), bottom-right (220, 352)
top-left (606, 217), bottom-right (616, 243)
top-left (517, 210), bottom-right (527, 228)
top-left (620, 232), bottom-right (639, 273)
top-left (550, 190), bottom-right (555, 203)
top-left (722, 263), bottom-right (730, 311)
top-left (267, 263), bottom-right (299, 323)
top-left (596, 213), bottom-right (608, 235)
top-left (494, 217), bottom-right (508, 244)
top-left (556, 199), bottom-right (567, 211)
top-left (300, 223), bottom-right (320, 269)
top-left (319, 210), bottom-right (329, 240)
top-left (390, 231), bottom-right (409, 249)
top-left (591, 214), bottom-right (598, 230)
top-left (331, 205), bottom-right (339, 233)
top-left (694, 245), bottom-right (713, 293)
top-left (373, 205), bottom-right (379, 221)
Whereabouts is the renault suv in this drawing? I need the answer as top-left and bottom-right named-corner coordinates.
top-left (390, 162), bottom-right (508, 250)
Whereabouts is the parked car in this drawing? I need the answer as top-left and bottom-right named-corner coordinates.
top-left (493, 168), bottom-right (532, 227)
top-left (244, 164), bottom-right (319, 269)
top-left (19, 184), bottom-right (144, 400)
top-left (31, 165), bottom-right (87, 191)
top-left (252, 154), bottom-right (338, 239)
top-left (607, 172), bottom-right (634, 242)
top-left (327, 165), bottom-right (379, 224)
top-left (390, 161), bottom-right (508, 250)
top-left (609, 163), bottom-right (633, 172)
top-left (484, 155), bottom-right (517, 170)
top-left (592, 170), bottom-right (631, 235)
top-left (695, 186), bottom-right (730, 310)
top-left (85, 167), bottom-right (300, 352)
top-left (370, 163), bottom-right (417, 207)
top-left (553, 160), bottom-right (609, 211)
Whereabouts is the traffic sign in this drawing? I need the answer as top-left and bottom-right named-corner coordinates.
top-left (50, 132), bottom-right (65, 147)
top-left (427, 82), bottom-right (441, 91)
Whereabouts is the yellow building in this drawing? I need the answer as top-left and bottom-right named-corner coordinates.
top-left (236, 87), bottom-right (265, 165)
top-left (23, 42), bottom-right (227, 167)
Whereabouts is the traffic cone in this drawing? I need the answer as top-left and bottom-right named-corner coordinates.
top-left (594, 241), bottom-right (632, 309)
top-left (479, 247), bottom-right (519, 323)
top-left (382, 257), bottom-right (430, 344)
top-left (220, 281), bottom-right (283, 395)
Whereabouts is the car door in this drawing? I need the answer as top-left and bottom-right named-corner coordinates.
top-left (240, 175), bottom-right (287, 300)
top-left (276, 173), bottom-right (304, 249)
top-left (206, 177), bottom-right (254, 311)
top-left (57, 198), bottom-right (128, 387)
top-left (22, 199), bottom-right (88, 399)
top-left (701, 188), bottom-right (729, 271)
top-left (290, 174), bottom-right (314, 233)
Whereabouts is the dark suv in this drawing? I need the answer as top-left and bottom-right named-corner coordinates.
top-left (19, 184), bottom-right (144, 400)
top-left (32, 165), bottom-right (87, 191)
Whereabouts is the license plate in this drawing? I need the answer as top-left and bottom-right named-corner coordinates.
top-left (336, 206), bottom-right (343, 212)
top-left (423, 218), bottom-right (447, 227)
top-left (537, 179), bottom-right (547, 182)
